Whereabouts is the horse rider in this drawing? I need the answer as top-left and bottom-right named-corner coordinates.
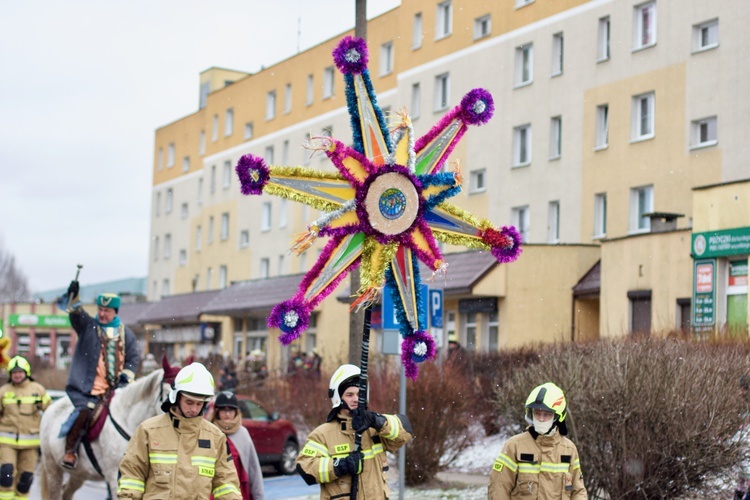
top-left (0, 356), bottom-right (51, 499)
top-left (118, 362), bottom-right (241, 499)
top-left (59, 280), bottom-right (139, 469)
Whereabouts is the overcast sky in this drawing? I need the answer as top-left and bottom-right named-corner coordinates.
top-left (0, 0), bottom-right (400, 293)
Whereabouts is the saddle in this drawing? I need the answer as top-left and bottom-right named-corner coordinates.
top-left (58, 396), bottom-right (111, 441)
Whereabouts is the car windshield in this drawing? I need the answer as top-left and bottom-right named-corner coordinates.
top-left (240, 399), bottom-right (272, 421)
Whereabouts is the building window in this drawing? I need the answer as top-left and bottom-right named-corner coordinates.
top-left (153, 236), bottom-right (159, 262)
top-left (266, 90), bottom-right (276, 120)
top-left (223, 160), bottom-right (232, 189)
top-left (629, 185), bottom-right (654, 233)
top-left (155, 191), bottom-right (161, 216)
top-left (303, 133), bottom-right (312, 166)
top-left (436, 1), bottom-right (452, 39)
top-left (282, 140), bottom-right (290, 165)
top-left (595, 104), bottom-right (609, 149)
top-left (597, 16), bottom-right (611, 61)
top-left (206, 267), bottom-right (212, 290)
top-left (690, 116), bottom-right (718, 149)
top-left (474, 14), bottom-right (491, 40)
top-left (165, 188), bottom-right (173, 213)
top-left (548, 201), bottom-right (560, 243)
top-left (260, 258), bottom-right (270, 279)
top-left (380, 42), bottom-right (394, 76)
top-left (212, 114), bottom-right (219, 141)
top-left (511, 205), bottom-right (530, 243)
top-left (195, 226), bottom-right (202, 252)
top-left (264, 145), bottom-right (274, 164)
top-left (162, 279), bottom-right (170, 297)
top-left (323, 67), bottom-right (335, 99)
top-left (199, 81), bottom-right (209, 109)
top-left (551, 33), bottom-right (564, 76)
top-left (434, 73), bottom-right (450, 111)
top-left (464, 312), bottom-right (477, 351)
top-left (594, 193), bottom-right (607, 238)
top-left (210, 165), bottom-right (216, 193)
top-left (219, 265), bottom-right (228, 289)
top-left (299, 251), bottom-right (307, 272)
top-left (278, 254), bottom-right (286, 276)
top-left (412, 12), bottom-right (423, 49)
top-left (220, 213), bottom-right (229, 241)
top-left (182, 156), bottom-right (190, 172)
top-left (157, 148), bottom-right (163, 171)
top-left (512, 124), bottom-right (532, 167)
top-left (549, 116), bottom-right (562, 160)
top-left (197, 177), bottom-right (203, 205)
top-left (411, 83), bottom-right (421, 119)
top-left (514, 43), bottom-right (533, 87)
top-left (279, 199), bottom-right (288, 228)
top-left (631, 92), bottom-right (655, 141)
top-left (179, 249), bottom-right (187, 266)
top-left (693, 19), bottom-right (719, 52)
top-left (283, 84), bottom-right (292, 114)
top-left (208, 216), bottom-right (214, 244)
top-left (633, 1), bottom-right (656, 50)
top-left (181, 202), bottom-right (188, 220)
top-left (199, 131), bottom-right (205, 155)
top-left (224, 108), bottom-right (234, 136)
top-left (244, 122), bottom-right (254, 140)
top-left (164, 233), bottom-right (171, 259)
top-left (306, 74), bottom-right (314, 105)
top-left (167, 143), bottom-right (175, 167)
top-left (469, 169), bottom-right (486, 193)
top-left (239, 229), bottom-right (249, 249)
top-left (487, 312), bottom-right (499, 351)
top-left (261, 202), bottom-right (271, 232)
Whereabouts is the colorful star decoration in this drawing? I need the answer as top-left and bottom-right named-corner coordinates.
top-left (236, 37), bottom-right (521, 378)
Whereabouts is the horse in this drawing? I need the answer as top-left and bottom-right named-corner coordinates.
top-left (38, 367), bottom-right (174, 500)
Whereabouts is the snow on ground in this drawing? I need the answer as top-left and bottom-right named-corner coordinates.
top-left (449, 427), bottom-right (508, 473)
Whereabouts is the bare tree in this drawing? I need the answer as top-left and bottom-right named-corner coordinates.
top-left (0, 241), bottom-right (31, 303)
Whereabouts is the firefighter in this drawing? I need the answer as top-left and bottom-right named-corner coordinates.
top-left (296, 364), bottom-right (412, 499)
top-left (117, 362), bottom-right (241, 499)
top-left (0, 356), bottom-right (51, 499)
top-left (488, 382), bottom-right (588, 499)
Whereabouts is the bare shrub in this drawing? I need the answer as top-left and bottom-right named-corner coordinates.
top-left (491, 339), bottom-right (750, 499)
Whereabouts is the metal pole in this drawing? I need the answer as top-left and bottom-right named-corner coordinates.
top-left (398, 362), bottom-right (406, 500)
top-left (350, 305), bottom-right (371, 500)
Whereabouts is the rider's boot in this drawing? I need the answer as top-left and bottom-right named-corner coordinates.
top-left (62, 408), bottom-right (90, 469)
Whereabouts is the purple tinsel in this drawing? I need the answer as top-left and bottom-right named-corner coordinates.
top-left (401, 331), bottom-right (436, 380)
top-left (333, 36), bottom-right (369, 75)
top-left (267, 298), bottom-right (311, 345)
top-left (490, 225), bottom-right (523, 263)
top-left (459, 88), bottom-right (495, 125)
top-left (236, 154), bottom-right (270, 195)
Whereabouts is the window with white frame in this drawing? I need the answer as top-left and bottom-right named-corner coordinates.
top-left (693, 19), bottom-right (718, 52)
top-left (208, 216), bottom-right (214, 244)
top-left (690, 116), bottom-right (717, 149)
top-left (470, 169), bottom-right (486, 193)
top-left (206, 268), bottom-right (212, 290)
top-left (323, 67), bottom-right (335, 99)
top-left (306, 74), bottom-right (314, 105)
top-left (157, 148), bottom-right (163, 170)
top-left (446, 311), bottom-right (456, 342)
top-left (219, 265), bottom-right (227, 289)
top-left (182, 156), bottom-right (190, 172)
top-left (434, 73), bottom-right (450, 111)
top-left (260, 258), bottom-right (270, 279)
top-left (162, 279), bottom-right (170, 297)
top-left (512, 124), bottom-right (532, 167)
top-left (303, 133), bottom-right (312, 166)
top-left (265, 145), bottom-right (274, 164)
top-left (411, 83), bottom-right (421, 119)
top-left (153, 236), bottom-right (159, 262)
top-left (195, 225), bottom-right (202, 252)
top-left (299, 251), bottom-right (307, 273)
top-left (511, 205), bottom-right (530, 243)
top-left (380, 42), bottom-right (394, 76)
top-left (487, 312), bottom-right (499, 351)
top-left (514, 43), bottom-right (534, 86)
top-left (210, 165), bottom-right (216, 193)
top-left (631, 92), bottom-right (655, 141)
top-left (464, 311), bottom-right (477, 351)
top-left (279, 199), bottom-right (288, 228)
top-left (594, 193), bottom-right (607, 238)
top-left (165, 188), bottom-right (173, 213)
top-left (284, 84), bottom-right (292, 114)
top-left (239, 229), bottom-right (249, 249)
top-left (633, 1), bottom-right (656, 50)
top-left (548, 201), bottom-right (560, 243)
top-left (197, 178), bottom-right (203, 205)
top-left (597, 16), bottom-right (611, 61)
top-left (220, 213), bottom-right (229, 241)
top-left (436, 1), bottom-right (452, 39)
top-left (629, 185), bottom-right (654, 233)
top-left (167, 143), bottom-right (175, 167)
top-left (199, 131), bottom-right (205, 155)
top-left (181, 202), bottom-right (188, 220)
top-left (266, 90), bottom-right (276, 120)
top-left (474, 14), bottom-right (491, 40)
top-left (164, 233), bottom-right (171, 259)
top-left (282, 140), bottom-right (289, 165)
top-left (261, 202), bottom-right (271, 232)
top-left (278, 254), bottom-right (285, 276)
top-left (225, 108), bottom-right (234, 136)
top-left (551, 32), bottom-right (564, 76)
top-left (549, 116), bottom-right (562, 159)
top-left (244, 122), bottom-right (254, 140)
top-left (179, 249), bottom-right (187, 266)
top-left (212, 114), bottom-right (219, 141)
top-left (413, 12), bottom-right (423, 49)
top-left (595, 104), bottom-right (609, 148)
top-left (155, 192), bottom-right (161, 216)
top-left (223, 160), bottom-right (232, 189)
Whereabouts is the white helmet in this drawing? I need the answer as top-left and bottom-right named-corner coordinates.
top-left (168, 362), bottom-right (215, 404)
top-left (328, 364), bottom-right (362, 408)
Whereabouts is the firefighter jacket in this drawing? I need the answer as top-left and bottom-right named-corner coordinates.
top-left (488, 428), bottom-right (587, 500)
top-left (296, 410), bottom-right (412, 499)
top-left (118, 408), bottom-right (241, 499)
top-left (0, 379), bottom-right (51, 449)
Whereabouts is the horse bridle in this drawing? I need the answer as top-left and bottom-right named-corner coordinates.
top-left (106, 373), bottom-right (170, 442)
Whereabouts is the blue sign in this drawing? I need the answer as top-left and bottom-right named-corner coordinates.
top-left (429, 289), bottom-right (443, 328)
top-left (382, 283), bottom-right (428, 330)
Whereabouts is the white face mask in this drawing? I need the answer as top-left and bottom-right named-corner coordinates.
top-left (533, 416), bottom-right (554, 435)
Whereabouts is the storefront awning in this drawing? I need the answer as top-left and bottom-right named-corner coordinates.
top-left (138, 290), bottom-right (222, 324)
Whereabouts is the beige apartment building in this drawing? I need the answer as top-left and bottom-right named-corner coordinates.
top-left (147, 0), bottom-right (749, 372)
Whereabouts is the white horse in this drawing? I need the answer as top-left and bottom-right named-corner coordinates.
top-left (38, 368), bottom-right (172, 500)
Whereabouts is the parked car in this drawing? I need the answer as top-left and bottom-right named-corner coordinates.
top-left (209, 395), bottom-right (299, 475)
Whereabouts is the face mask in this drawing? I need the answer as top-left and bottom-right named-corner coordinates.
top-left (533, 416), bottom-right (554, 435)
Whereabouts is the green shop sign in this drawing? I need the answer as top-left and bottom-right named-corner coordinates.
top-left (692, 227), bottom-right (750, 258)
top-left (7, 314), bottom-right (71, 328)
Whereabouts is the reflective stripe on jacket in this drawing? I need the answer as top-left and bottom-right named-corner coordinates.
top-left (296, 412), bottom-right (412, 499)
top-left (488, 429), bottom-right (587, 499)
top-left (0, 380), bottom-right (51, 449)
top-left (118, 409), bottom-right (241, 499)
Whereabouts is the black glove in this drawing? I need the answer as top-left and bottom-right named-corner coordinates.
top-left (333, 451), bottom-right (363, 477)
top-left (352, 409), bottom-right (386, 433)
top-left (67, 280), bottom-right (80, 297)
top-left (117, 373), bottom-right (130, 388)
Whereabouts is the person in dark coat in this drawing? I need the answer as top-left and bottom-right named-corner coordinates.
top-left (59, 281), bottom-right (139, 469)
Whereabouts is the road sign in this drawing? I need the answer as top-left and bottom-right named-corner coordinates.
top-left (429, 289), bottom-right (443, 328)
top-left (382, 283), bottom-right (428, 330)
